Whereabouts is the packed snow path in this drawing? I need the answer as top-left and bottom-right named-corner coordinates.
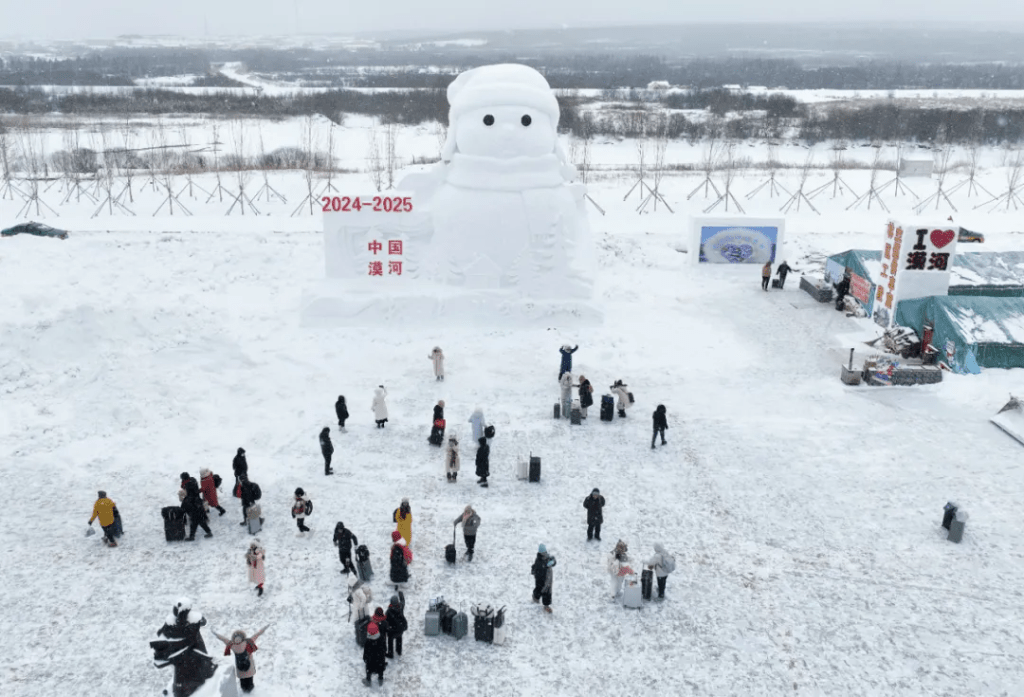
top-left (2, 229), bottom-right (1023, 696)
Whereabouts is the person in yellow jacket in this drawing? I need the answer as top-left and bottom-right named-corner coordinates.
top-left (392, 498), bottom-right (412, 546)
top-left (88, 491), bottom-right (119, 547)
top-left (761, 261), bottom-right (772, 291)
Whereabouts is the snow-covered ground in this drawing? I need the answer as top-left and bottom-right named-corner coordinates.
top-left (2, 146), bottom-right (1024, 697)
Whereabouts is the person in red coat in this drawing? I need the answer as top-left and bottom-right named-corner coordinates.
top-left (199, 468), bottom-right (225, 516)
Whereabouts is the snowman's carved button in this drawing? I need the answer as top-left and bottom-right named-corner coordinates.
top-left (521, 114), bottom-right (532, 127)
top-left (483, 114), bottom-right (495, 126)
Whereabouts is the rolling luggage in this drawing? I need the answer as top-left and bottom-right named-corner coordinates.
top-left (600, 395), bottom-right (614, 422)
top-left (441, 607), bottom-right (457, 635)
top-left (162, 506), bottom-right (186, 542)
top-left (425, 597), bottom-right (445, 636)
top-left (246, 504), bottom-right (262, 535)
top-left (641, 569), bottom-right (654, 601)
top-left (570, 399), bottom-right (582, 426)
top-left (445, 529), bottom-right (457, 565)
top-left (111, 508), bottom-right (124, 539)
top-left (355, 545), bottom-right (373, 582)
top-left (492, 607), bottom-right (507, 646)
top-left (516, 457), bottom-right (529, 480)
top-left (528, 454), bottom-right (541, 483)
top-left (553, 402), bottom-right (560, 419)
top-left (452, 610), bottom-right (468, 640)
top-left (355, 616), bottom-right (370, 647)
top-left (772, 278), bottom-right (782, 289)
top-left (622, 575), bottom-right (643, 609)
top-left (472, 605), bottom-right (495, 643)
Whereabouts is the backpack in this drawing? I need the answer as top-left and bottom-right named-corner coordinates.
top-left (213, 474), bottom-right (222, 488)
top-left (251, 483), bottom-right (262, 501)
top-left (304, 499), bottom-right (313, 516)
top-left (391, 544), bottom-right (406, 568)
top-left (628, 392), bottom-right (635, 404)
top-left (660, 553), bottom-right (676, 574)
top-left (484, 424), bottom-right (495, 439)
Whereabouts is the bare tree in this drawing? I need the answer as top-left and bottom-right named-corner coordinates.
top-left (915, 145), bottom-right (957, 213)
top-left (847, 144), bottom-right (890, 212)
top-left (780, 149), bottom-right (820, 215)
top-left (0, 122), bottom-right (22, 201)
top-left (16, 125), bottom-right (58, 218)
top-left (703, 141), bottom-right (744, 213)
top-left (253, 123), bottom-right (286, 204)
top-left (92, 127), bottom-right (135, 218)
top-left (638, 117), bottom-right (673, 213)
top-left (291, 115), bottom-right (321, 216)
top-left (366, 121), bottom-right (385, 192)
top-left (152, 120), bottom-right (190, 216)
top-left (226, 119), bottom-right (259, 215)
top-left (206, 122), bottom-right (235, 204)
top-left (687, 137), bottom-right (723, 201)
top-left (977, 149), bottom-right (1024, 212)
top-left (118, 110), bottom-right (137, 204)
top-left (384, 123), bottom-right (398, 190)
top-left (746, 142), bottom-right (791, 201)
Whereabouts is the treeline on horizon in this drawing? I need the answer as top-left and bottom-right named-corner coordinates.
top-left (5, 50), bottom-right (1024, 90)
top-left (4, 85), bottom-right (1024, 146)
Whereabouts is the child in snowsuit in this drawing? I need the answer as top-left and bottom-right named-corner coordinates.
top-left (453, 505), bottom-right (481, 561)
top-left (362, 622), bottom-right (388, 686)
top-left (531, 544), bottom-right (554, 613)
top-left (291, 488), bottom-right (311, 532)
top-left (320, 427), bottom-right (334, 475)
top-left (372, 386), bottom-right (389, 428)
top-left (652, 405), bottom-right (668, 449)
top-left (583, 488), bottom-right (605, 541)
top-left (558, 344), bottom-right (578, 380)
top-left (88, 490), bottom-right (119, 547)
top-left (475, 437), bottom-right (490, 487)
top-left (335, 395), bottom-right (349, 430)
top-left (445, 434), bottom-right (460, 482)
top-left (428, 346), bottom-right (445, 381)
top-left (245, 540), bottom-right (266, 597)
top-left (199, 468), bottom-right (225, 516)
top-left (213, 626), bottom-right (268, 693)
top-left (385, 592), bottom-right (407, 658)
top-left (333, 522), bottom-right (359, 575)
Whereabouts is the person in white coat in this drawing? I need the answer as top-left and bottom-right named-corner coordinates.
top-left (445, 433), bottom-right (460, 483)
top-left (468, 408), bottom-right (485, 442)
top-left (428, 347), bottom-right (445, 381)
top-left (372, 386), bottom-right (389, 428)
top-left (291, 487), bottom-right (311, 533)
top-left (347, 573), bottom-right (372, 621)
top-left (606, 539), bottom-right (633, 601)
top-left (610, 380), bottom-right (631, 419)
top-left (646, 542), bottom-right (674, 600)
top-left (558, 371), bottom-right (573, 419)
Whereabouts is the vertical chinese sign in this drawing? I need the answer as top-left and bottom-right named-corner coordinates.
top-left (874, 220), bottom-right (958, 327)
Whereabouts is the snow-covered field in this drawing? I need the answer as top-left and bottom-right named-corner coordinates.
top-left (3, 136), bottom-right (1024, 697)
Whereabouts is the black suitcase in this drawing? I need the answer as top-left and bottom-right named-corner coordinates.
top-left (473, 607), bottom-right (494, 643)
top-left (600, 395), bottom-right (614, 421)
top-left (771, 278), bottom-right (782, 289)
top-left (553, 402), bottom-right (560, 419)
top-left (441, 607), bottom-right (457, 635)
top-left (355, 545), bottom-right (373, 582)
top-left (355, 616), bottom-right (370, 647)
top-left (445, 529), bottom-right (457, 565)
top-left (528, 455), bottom-right (541, 483)
top-left (162, 506), bottom-right (186, 542)
top-left (641, 569), bottom-right (654, 601)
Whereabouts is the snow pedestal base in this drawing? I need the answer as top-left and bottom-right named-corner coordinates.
top-left (164, 665), bottom-right (238, 697)
top-left (300, 281), bottom-right (603, 328)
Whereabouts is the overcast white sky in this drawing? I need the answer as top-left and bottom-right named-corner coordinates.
top-left (0, 0), bottom-right (1022, 40)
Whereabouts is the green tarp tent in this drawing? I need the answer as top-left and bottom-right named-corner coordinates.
top-left (893, 295), bottom-right (1024, 370)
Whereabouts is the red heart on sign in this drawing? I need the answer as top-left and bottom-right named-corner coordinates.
top-left (931, 229), bottom-right (955, 249)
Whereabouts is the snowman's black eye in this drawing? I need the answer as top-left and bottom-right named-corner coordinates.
top-left (483, 114), bottom-right (494, 126)
top-left (521, 114), bottom-right (532, 126)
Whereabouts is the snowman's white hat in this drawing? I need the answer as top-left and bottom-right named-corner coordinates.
top-left (447, 64), bottom-right (560, 124)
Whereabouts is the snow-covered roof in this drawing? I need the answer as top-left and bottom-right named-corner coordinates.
top-left (829, 249), bottom-right (1024, 288)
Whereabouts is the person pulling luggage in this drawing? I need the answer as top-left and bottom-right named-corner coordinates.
top-left (87, 490), bottom-right (119, 548)
top-left (453, 505), bottom-right (481, 561)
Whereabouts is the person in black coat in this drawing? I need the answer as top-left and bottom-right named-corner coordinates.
top-left (834, 271), bottom-right (851, 310)
top-left (475, 437), bottom-right (490, 488)
top-left (578, 374), bottom-right (594, 419)
top-left (232, 448), bottom-right (248, 491)
top-left (558, 344), bottom-right (579, 380)
top-left (319, 427), bottom-right (334, 476)
top-left (427, 400), bottom-right (445, 447)
top-left (179, 472), bottom-right (212, 541)
top-left (776, 261), bottom-right (795, 289)
top-left (583, 488), bottom-right (605, 541)
top-left (239, 475), bottom-right (260, 526)
top-left (361, 621), bottom-right (388, 686)
top-left (651, 405), bottom-right (668, 449)
top-left (335, 396), bottom-right (349, 430)
top-left (333, 522), bottom-right (359, 575)
top-left (384, 592), bottom-right (407, 658)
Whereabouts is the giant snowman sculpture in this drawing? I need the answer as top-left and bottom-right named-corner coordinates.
top-left (302, 63), bottom-right (599, 326)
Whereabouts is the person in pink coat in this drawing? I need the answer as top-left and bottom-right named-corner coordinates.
top-left (246, 540), bottom-right (266, 597)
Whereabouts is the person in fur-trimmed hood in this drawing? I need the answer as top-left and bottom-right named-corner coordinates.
top-left (607, 539), bottom-right (633, 601)
top-left (212, 625), bottom-right (268, 693)
top-left (361, 621), bottom-right (388, 686)
top-left (372, 386), bottom-right (389, 428)
top-left (245, 540), bottom-right (266, 597)
top-left (646, 542), bottom-right (674, 600)
top-left (610, 380), bottom-right (631, 418)
top-left (445, 433), bottom-right (461, 483)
